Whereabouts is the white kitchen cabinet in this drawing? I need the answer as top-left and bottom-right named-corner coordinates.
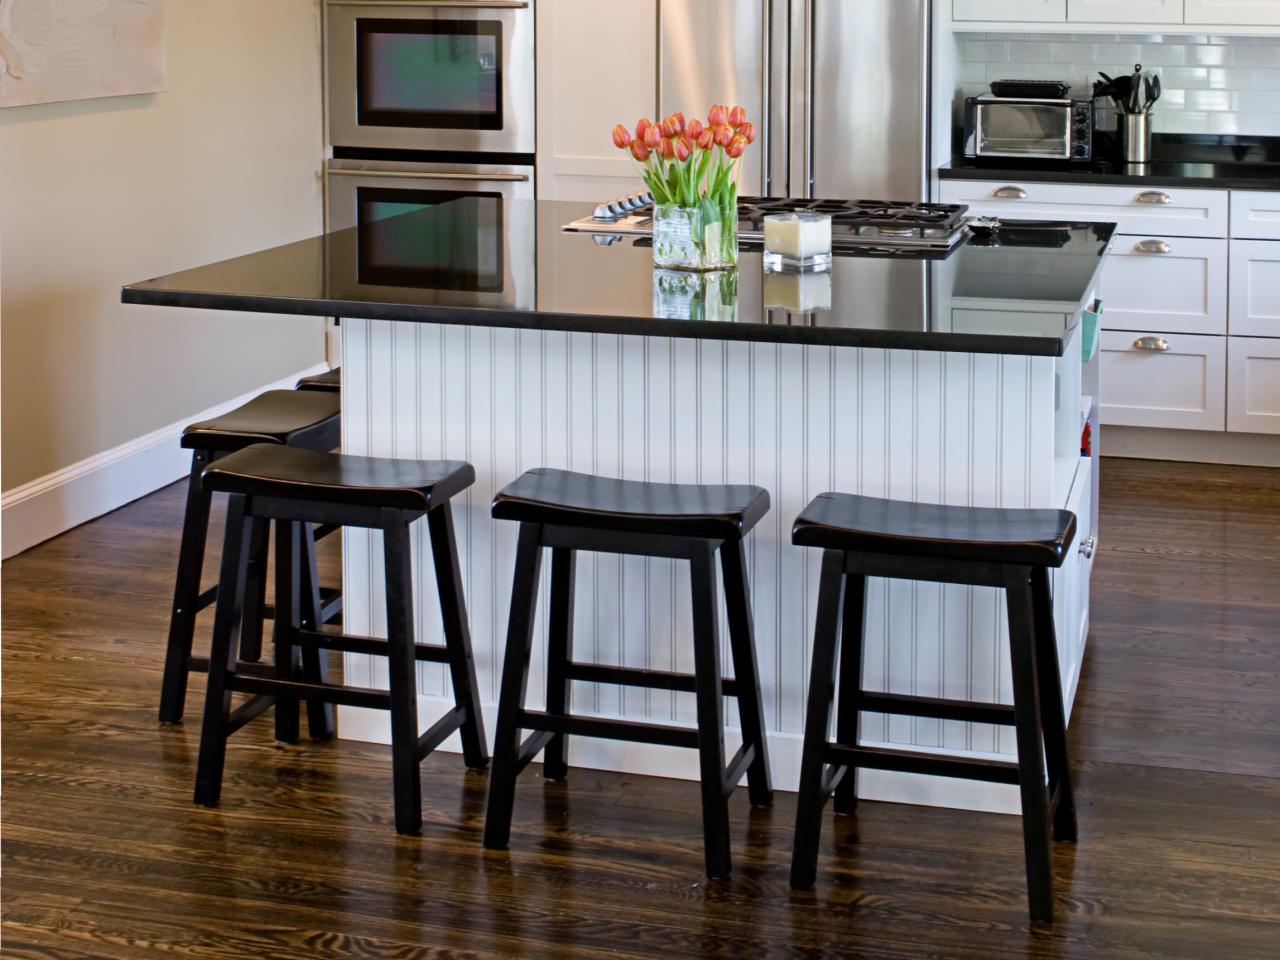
top-left (1186, 0), bottom-right (1280, 25)
top-left (1229, 240), bottom-right (1280, 336)
top-left (938, 180), bottom-right (1229, 238)
top-left (1230, 191), bottom-right (1280, 241)
top-left (1069, 0), bottom-right (1184, 23)
top-left (1100, 331), bottom-right (1226, 430)
top-left (1100, 236), bottom-right (1228, 335)
top-left (1053, 455), bottom-right (1093, 710)
top-left (1228, 337), bottom-right (1280, 433)
top-left (535, 0), bottom-right (655, 201)
top-left (954, 0), bottom-right (1065, 20)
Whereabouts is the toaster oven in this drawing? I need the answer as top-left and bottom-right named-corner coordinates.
top-left (963, 95), bottom-right (1093, 161)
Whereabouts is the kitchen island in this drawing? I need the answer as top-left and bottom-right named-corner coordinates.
top-left (125, 200), bottom-right (1111, 813)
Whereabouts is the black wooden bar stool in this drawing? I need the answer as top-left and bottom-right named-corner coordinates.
top-left (788, 493), bottom-right (1079, 923)
top-left (483, 468), bottom-right (774, 878)
top-left (192, 444), bottom-right (488, 835)
top-left (296, 367), bottom-right (341, 393)
top-left (159, 390), bottom-right (343, 724)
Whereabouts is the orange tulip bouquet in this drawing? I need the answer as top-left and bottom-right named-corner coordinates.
top-left (611, 104), bottom-right (755, 271)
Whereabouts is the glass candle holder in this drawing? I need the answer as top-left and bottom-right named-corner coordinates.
top-left (763, 212), bottom-right (833, 271)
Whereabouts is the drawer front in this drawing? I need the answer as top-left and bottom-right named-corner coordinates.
top-left (1099, 330), bottom-right (1226, 430)
top-left (1100, 235), bottom-right (1227, 335)
top-left (1231, 191), bottom-right (1280, 240)
top-left (1187, 0), bottom-right (1280, 25)
top-left (1228, 337), bottom-right (1280, 434)
top-left (1229, 240), bottom-right (1280, 336)
top-left (939, 180), bottom-right (1229, 238)
top-left (1069, 0), bottom-right (1184, 24)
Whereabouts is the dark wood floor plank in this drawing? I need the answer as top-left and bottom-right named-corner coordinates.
top-left (4, 458), bottom-right (1280, 957)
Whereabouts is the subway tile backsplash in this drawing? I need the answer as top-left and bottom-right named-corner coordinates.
top-left (959, 34), bottom-right (1280, 136)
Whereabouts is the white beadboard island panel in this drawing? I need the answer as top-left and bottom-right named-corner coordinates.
top-left (339, 319), bottom-right (1068, 813)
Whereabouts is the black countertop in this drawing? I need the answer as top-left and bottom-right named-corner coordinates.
top-left (942, 134), bottom-right (1280, 191)
top-left (123, 200), bottom-right (1114, 358)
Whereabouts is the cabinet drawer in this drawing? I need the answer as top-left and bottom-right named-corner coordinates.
top-left (1229, 240), bottom-right (1280, 336)
top-left (1100, 236), bottom-right (1227, 335)
top-left (1069, 0), bottom-right (1183, 24)
top-left (1187, 0), bottom-right (1280, 25)
top-left (1228, 337), bottom-right (1280, 434)
top-left (1099, 330), bottom-right (1226, 430)
top-left (939, 180), bottom-right (1229, 238)
top-left (1231, 191), bottom-right (1280, 240)
top-left (954, 0), bottom-right (1065, 20)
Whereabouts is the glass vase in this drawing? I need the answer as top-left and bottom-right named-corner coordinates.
top-left (652, 200), bottom-right (738, 271)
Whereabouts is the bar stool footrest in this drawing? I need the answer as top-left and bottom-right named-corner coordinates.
top-left (857, 691), bottom-right (1015, 726)
top-left (187, 657), bottom-right (279, 678)
top-left (226, 694), bottom-right (277, 736)
top-left (824, 743), bottom-right (1020, 785)
top-left (564, 662), bottom-right (741, 697)
top-left (515, 730), bottom-right (558, 774)
top-left (294, 628), bottom-right (450, 663)
top-left (228, 674), bottom-right (393, 711)
top-left (722, 743), bottom-right (756, 797)
top-left (417, 706), bottom-right (468, 761)
top-left (517, 709), bottom-right (701, 749)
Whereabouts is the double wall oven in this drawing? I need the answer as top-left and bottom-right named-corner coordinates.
top-left (323, 0), bottom-right (535, 305)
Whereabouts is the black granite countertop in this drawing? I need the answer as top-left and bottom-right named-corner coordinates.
top-left (942, 134), bottom-right (1280, 191)
top-left (123, 200), bottom-right (1114, 358)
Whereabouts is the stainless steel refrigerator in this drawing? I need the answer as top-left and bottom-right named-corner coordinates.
top-left (659, 0), bottom-right (930, 201)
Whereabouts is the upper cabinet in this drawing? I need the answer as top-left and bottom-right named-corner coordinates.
top-left (1069, 0), bottom-right (1184, 24)
top-left (954, 0), bottom-right (1065, 21)
top-left (1187, 0), bottom-right (1280, 24)
top-left (954, 0), bottom-right (1280, 29)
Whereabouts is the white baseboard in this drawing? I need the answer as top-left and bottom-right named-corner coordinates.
top-left (1104, 426), bottom-right (1280, 467)
top-left (337, 700), bottom-right (1022, 816)
top-left (1, 362), bottom-right (331, 560)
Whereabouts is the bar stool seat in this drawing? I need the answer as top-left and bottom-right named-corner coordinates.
top-left (295, 367), bottom-right (341, 393)
top-left (484, 468), bottom-right (775, 879)
top-left (158, 390), bottom-right (342, 725)
top-left (203, 444), bottom-right (473, 511)
top-left (182, 389), bottom-right (341, 451)
top-left (194, 444), bottom-right (488, 836)
top-left (492, 467), bottom-right (770, 540)
top-left (789, 492), bottom-right (1079, 924)
top-left (793, 493), bottom-right (1075, 566)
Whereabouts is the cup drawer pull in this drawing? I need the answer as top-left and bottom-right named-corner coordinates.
top-left (1133, 336), bottom-right (1171, 352)
top-left (1079, 536), bottom-right (1096, 559)
top-left (1136, 190), bottom-right (1172, 205)
top-left (993, 186), bottom-right (1027, 199)
top-left (1135, 239), bottom-right (1171, 254)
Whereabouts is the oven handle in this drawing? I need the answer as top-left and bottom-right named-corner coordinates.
top-left (328, 169), bottom-right (530, 182)
top-left (327, 1), bottom-right (529, 8)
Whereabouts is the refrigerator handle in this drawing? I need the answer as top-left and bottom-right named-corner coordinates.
top-left (787, 0), bottom-right (812, 198)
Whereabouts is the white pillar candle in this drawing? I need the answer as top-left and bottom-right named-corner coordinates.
top-left (763, 212), bottom-right (833, 266)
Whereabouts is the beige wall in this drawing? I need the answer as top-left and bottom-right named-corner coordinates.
top-left (0, 0), bottom-right (326, 491)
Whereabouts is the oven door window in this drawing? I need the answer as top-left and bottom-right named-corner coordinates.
top-left (357, 19), bottom-right (502, 130)
top-left (357, 189), bottom-right (503, 293)
top-left (977, 103), bottom-right (1070, 158)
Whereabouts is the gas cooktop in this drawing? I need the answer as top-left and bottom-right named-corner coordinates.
top-left (563, 195), bottom-right (972, 251)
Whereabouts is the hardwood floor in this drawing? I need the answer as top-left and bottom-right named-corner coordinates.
top-left (3, 457), bottom-right (1279, 958)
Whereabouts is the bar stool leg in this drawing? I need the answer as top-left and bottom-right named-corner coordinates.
top-left (790, 549), bottom-right (846, 891)
top-left (833, 573), bottom-right (867, 815)
top-left (542, 547), bottom-right (576, 782)
top-left (1004, 565), bottom-right (1054, 923)
top-left (194, 494), bottom-right (254, 807)
top-left (719, 539), bottom-right (773, 807)
top-left (299, 522), bottom-right (335, 741)
top-left (382, 510), bottom-right (423, 836)
top-left (690, 544), bottom-right (731, 879)
top-left (1032, 567), bottom-right (1077, 842)
top-left (273, 520), bottom-right (303, 745)
top-left (239, 518), bottom-right (271, 663)
top-left (427, 503), bottom-right (489, 770)
top-left (484, 522), bottom-right (544, 850)
top-left (159, 453), bottom-right (213, 724)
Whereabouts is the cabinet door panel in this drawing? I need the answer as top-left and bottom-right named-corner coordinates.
top-left (1228, 337), bottom-right (1280, 434)
top-left (1187, 0), bottom-right (1280, 25)
top-left (1230, 191), bottom-right (1280, 241)
top-left (954, 0), bottom-right (1066, 20)
top-left (1100, 236), bottom-right (1227, 335)
top-left (1229, 240), bottom-right (1280, 336)
top-left (1100, 331), bottom-right (1226, 430)
top-left (938, 180), bottom-right (1229, 238)
top-left (1070, 0), bottom-right (1183, 23)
